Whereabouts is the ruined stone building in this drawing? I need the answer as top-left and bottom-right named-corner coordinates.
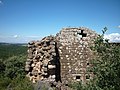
top-left (25, 27), bottom-right (98, 85)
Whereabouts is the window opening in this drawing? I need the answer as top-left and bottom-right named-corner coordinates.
top-left (76, 76), bottom-right (81, 79)
top-left (86, 75), bottom-right (90, 79)
top-left (77, 30), bottom-right (87, 38)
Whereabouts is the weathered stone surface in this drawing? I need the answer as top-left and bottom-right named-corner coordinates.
top-left (25, 36), bottom-right (59, 83)
top-left (25, 27), bottom-right (98, 89)
top-left (55, 27), bottom-right (97, 83)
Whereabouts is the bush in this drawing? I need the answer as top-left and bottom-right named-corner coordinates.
top-left (70, 27), bottom-right (120, 90)
top-left (0, 77), bottom-right (11, 90)
top-left (90, 27), bottom-right (120, 90)
top-left (4, 55), bottom-right (27, 79)
top-left (0, 44), bottom-right (34, 90)
top-left (0, 59), bottom-right (5, 77)
top-left (7, 77), bottom-right (34, 90)
top-left (0, 55), bottom-right (34, 90)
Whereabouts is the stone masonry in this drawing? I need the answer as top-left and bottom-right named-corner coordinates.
top-left (56, 27), bottom-right (97, 84)
top-left (25, 27), bottom-right (98, 86)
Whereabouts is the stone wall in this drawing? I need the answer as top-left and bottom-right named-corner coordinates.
top-left (25, 27), bottom-right (98, 85)
top-left (25, 36), bottom-right (61, 83)
top-left (56, 27), bottom-right (98, 84)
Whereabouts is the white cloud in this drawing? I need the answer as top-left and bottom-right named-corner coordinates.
top-left (0, 35), bottom-right (42, 43)
top-left (13, 35), bottom-right (19, 38)
top-left (0, 1), bottom-right (3, 4)
top-left (104, 33), bottom-right (120, 42)
top-left (118, 25), bottom-right (120, 29)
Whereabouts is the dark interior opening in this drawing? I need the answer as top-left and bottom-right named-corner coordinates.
top-left (55, 42), bottom-right (61, 82)
top-left (86, 75), bottom-right (90, 79)
top-left (76, 76), bottom-right (81, 79)
top-left (87, 62), bottom-right (89, 65)
top-left (77, 30), bottom-right (87, 37)
top-left (65, 84), bottom-right (68, 86)
top-left (47, 42), bottom-right (61, 82)
top-left (48, 69), bottom-right (56, 75)
top-left (46, 41), bottom-right (50, 46)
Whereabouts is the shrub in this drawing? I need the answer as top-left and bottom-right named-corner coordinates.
top-left (70, 27), bottom-right (120, 90)
top-left (90, 27), bottom-right (120, 90)
top-left (4, 55), bottom-right (27, 79)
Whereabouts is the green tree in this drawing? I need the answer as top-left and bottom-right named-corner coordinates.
top-left (0, 55), bottom-right (34, 90)
top-left (4, 55), bottom-right (27, 79)
top-left (0, 59), bottom-right (5, 77)
top-left (0, 44), bottom-right (33, 90)
top-left (90, 27), bottom-right (120, 90)
top-left (70, 27), bottom-right (120, 90)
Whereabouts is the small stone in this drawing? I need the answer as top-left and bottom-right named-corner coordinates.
top-left (66, 47), bottom-right (68, 49)
top-left (66, 55), bottom-right (68, 57)
top-left (67, 63), bottom-right (70, 65)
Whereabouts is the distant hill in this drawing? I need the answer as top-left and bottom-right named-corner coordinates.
top-left (0, 42), bottom-right (27, 46)
top-left (0, 43), bottom-right (27, 59)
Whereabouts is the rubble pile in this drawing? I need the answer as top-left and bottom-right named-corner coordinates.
top-left (25, 36), bottom-right (58, 83)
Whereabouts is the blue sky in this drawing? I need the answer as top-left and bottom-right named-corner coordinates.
top-left (0, 0), bottom-right (120, 43)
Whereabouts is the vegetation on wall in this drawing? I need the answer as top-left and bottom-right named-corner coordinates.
top-left (70, 27), bottom-right (120, 90)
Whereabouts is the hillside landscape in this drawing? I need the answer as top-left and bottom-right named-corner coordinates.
top-left (0, 43), bottom-right (34, 90)
top-left (0, 0), bottom-right (120, 90)
top-left (0, 29), bottom-right (120, 90)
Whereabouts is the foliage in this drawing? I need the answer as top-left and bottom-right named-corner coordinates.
top-left (0, 27), bottom-right (120, 90)
top-left (4, 55), bottom-right (26, 79)
top-left (0, 44), bottom-right (27, 59)
top-left (90, 27), bottom-right (120, 90)
top-left (70, 27), bottom-right (120, 90)
top-left (69, 81), bottom-right (84, 90)
top-left (0, 77), bottom-right (33, 90)
top-left (0, 59), bottom-right (5, 76)
top-left (7, 77), bottom-right (34, 90)
top-left (0, 44), bottom-right (34, 90)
